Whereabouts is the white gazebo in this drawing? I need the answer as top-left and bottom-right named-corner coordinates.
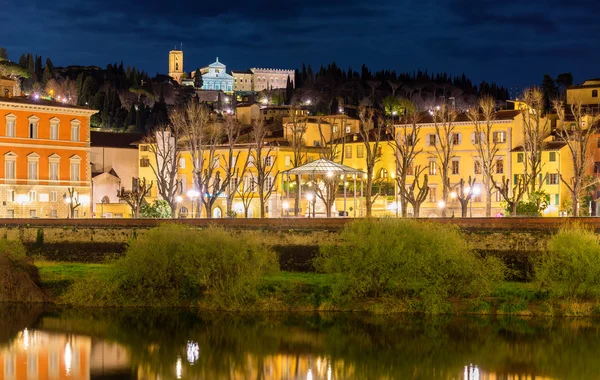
top-left (281, 158), bottom-right (364, 217)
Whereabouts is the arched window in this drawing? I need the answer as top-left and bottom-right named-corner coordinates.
top-left (101, 196), bottom-right (110, 204)
top-left (379, 168), bottom-right (388, 179)
top-left (593, 90), bottom-right (598, 98)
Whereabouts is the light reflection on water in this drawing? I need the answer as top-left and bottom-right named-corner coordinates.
top-left (0, 308), bottom-right (597, 379)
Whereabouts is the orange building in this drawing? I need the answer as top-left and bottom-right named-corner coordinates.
top-left (0, 96), bottom-right (97, 218)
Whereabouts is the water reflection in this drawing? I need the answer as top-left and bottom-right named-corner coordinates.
top-left (0, 308), bottom-right (599, 379)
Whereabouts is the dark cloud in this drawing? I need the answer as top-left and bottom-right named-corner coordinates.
top-left (1, 0), bottom-right (600, 86)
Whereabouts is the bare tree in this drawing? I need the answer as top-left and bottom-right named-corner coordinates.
top-left (431, 103), bottom-right (457, 217)
top-left (454, 176), bottom-right (476, 218)
top-left (146, 125), bottom-right (182, 217)
top-left (235, 147), bottom-right (254, 218)
top-left (65, 187), bottom-right (81, 218)
top-left (390, 99), bottom-right (422, 217)
top-left (117, 177), bottom-right (153, 218)
top-left (519, 87), bottom-right (550, 195)
top-left (358, 103), bottom-right (385, 217)
top-left (222, 115), bottom-right (243, 216)
top-left (251, 118), bottom-right (278, 218)
top-left (554, 99), bottom-right (599, 216)
top-left (287, 105), bottom-right (307, 215)
top-left (492, 175), bottom-right (528, 216)
top-left (199, 122), bottom-right (231, 218)
top-left (171, 101), bottom-right (210, 216)
top-left (405, 167), bottom-right (429, 217)
top-left (468, 95), bottom-right (500, 216)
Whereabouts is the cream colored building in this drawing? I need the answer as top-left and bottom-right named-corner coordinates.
top-left (250, 68), bottom-right (294, 91)
top-left (231, 70), bottom-right (253, 92)
top-left (90, 131), bottom-right (141, 218)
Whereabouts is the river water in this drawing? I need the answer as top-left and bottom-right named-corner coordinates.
top-left (1, 305), bottom-right (600, 379)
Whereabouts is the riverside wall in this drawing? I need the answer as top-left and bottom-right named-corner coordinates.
top-left (3, 217), bottom-right (590, 278)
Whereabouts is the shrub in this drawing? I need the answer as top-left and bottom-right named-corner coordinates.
top-left (140, 200), bottom-right (172, 218)
top-left (66, 224), bottom-right (278, 307)
top-left (315, 219), bottom-right (505, 311)
top-left (536, 223), bottom-right (600, 299)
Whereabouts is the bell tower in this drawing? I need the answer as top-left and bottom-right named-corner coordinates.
top-left (168, 49), bottom-right (183, 84)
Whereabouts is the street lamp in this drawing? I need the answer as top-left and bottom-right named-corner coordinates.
top-left (450, 191), bottom-right (457, 217)
top-left (187, 189), bottom-right (200, 218)
top-left (282, 201), bottom-right (289, 217)
top-left (438, 200), bottom-right (446, 215)
top-left (471, 186), bottom-right (481, 217)
top-left (306, 193), bottom-right (314, 218)
top-left (16, 194), bottom-right (28, 218)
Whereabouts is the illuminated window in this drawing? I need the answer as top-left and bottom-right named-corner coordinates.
top-left (428, 161), bottom-right (437, 175)
top-left (548, 173), bottom-right (559, 185)
top-left (70, 155), bottom-right (81, 182)
top-left (451, 133), bottom-right (461, 145)
top-left (28, 116), bottom-right (39, 138)
top-left (5, 114), bottom-right (16, 137)
top-left (451, 160), bottom-right (459, 175)
top-left (70, 120), bottom-right (80, 141)
top-left (345, 145), bottom-right (352, 159)
top-left (27, 153), bottom-right (39, 180)
top-left (357, 145), bottom-right (364, 158)
top-left (493, 131), bottom-right (506, 143)
top-left (474, 160), bottom-right (482, 175)
top-left (429, 187), bottom-right (437, 202)
top-left (496, 158), bottom-right (504, 174)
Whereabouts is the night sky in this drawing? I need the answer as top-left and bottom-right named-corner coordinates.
top-left (3, 0), bottom-right (598, 87)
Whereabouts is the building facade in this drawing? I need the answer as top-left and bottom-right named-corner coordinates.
top-left (249, 68), bottom-right (294, 91)
top-left (0, 97), bottom-right (97, 218)
top-left (231, 70), bottom-right (253, 93)
top-left (90, 131), bottom-right (141, 218)
top-left (201, 58), bottom-right (234, 93)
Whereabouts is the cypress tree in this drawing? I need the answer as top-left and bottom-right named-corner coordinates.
top-left (193, 69), bottom-right (203, 88)
top-left (27, 54), bottom-right (35, 79)
top-left (285, 75), bottom-right (293, 104)
top-left (35, 55), bottom-right (42, 81)
top-left (75, 73), bottom-right (84, 104)
top-left (42, 58), bottom-right (54, 84)
top-left (18, 54), bottom-right (27, 68)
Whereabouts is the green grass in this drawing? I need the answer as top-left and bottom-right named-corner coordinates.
top-left (262, 272), bottom-right (335, 287)
top-left (35, 260), bottom-right (111, 297)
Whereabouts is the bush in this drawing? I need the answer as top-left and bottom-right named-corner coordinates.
top-left (536, 223), bottom-right (600, 299)
top-left (140, 200), bottom-right (172, 218)
top-left (66, 224), bottom-right (278, 307)
top-left (315, 219), bottom-right (505, 312)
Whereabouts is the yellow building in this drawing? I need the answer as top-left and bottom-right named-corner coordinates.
top-left (566, 79), bottom-right (600, 105)
top-left (138, 103), bottom-right (600, 218)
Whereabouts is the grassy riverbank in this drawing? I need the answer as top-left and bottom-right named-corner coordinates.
top-left (23, 220), bottom-right (600, 316)
top-left (35, 260), bottom-right (600, 316)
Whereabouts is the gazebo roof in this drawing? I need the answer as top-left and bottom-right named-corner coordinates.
top-left (282, 158), bottom-right (364, 176)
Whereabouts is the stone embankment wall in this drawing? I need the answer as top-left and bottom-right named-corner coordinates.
top-left (1, 217), bottom-right (587, 278)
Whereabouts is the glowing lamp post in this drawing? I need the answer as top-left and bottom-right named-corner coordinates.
top-left (187, 189), bottom-right (200, 218)
top-left (470, 186), bottom-right (481, 217)
top-left (306, 192), bottom-right (314, 218)
top-left (16, 194), bottom-right (29, 218)
top-left (450, 191), bottom-right (457, 217)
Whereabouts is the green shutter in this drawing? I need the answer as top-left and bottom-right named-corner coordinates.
top-left (513, 174), bottom-right (517, 184)
top-left (555, 194), bottom-right (559, 205)
top-left (546, 175), bottom-right (549, 185)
